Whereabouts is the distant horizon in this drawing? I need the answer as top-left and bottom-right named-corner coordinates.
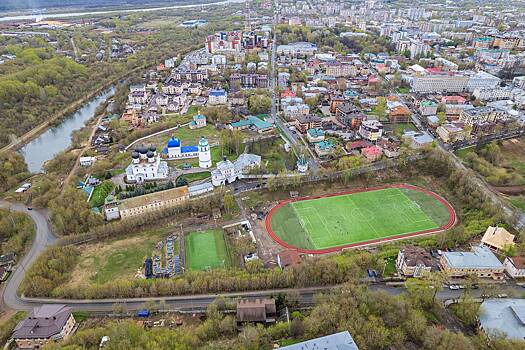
top-left (0, 0), bottom-right (193, 13)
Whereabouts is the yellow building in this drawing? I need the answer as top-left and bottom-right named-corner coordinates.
top-left (481, 226), bottom-right (515, 251)
top-left (118, 186), bottom-right (190, 219)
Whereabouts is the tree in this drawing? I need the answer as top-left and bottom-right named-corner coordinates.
top-left (248, 95), bottom-right (272, 115)
top-left (223, 194), bottom-right (236, 215)
top-left (337, 155), bottom-right (363, 171)
top-left (176, 176), bottom-right (188, 187)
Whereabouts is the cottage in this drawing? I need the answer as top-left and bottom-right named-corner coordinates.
top-left (11, 305), bottom-right (77, 349)
top-left (277, 250), bottom-right (301, 269)
top-left (481, 226), bottom-right (515, 252)
top-left (396, 246), bottom-right (433, 277)
top-left (236, 299), bottom-right (276, 325)
top-left (306, 128), bottom-right (325, 143)
top-left (503, 256), bottom-right (525, 279)
top-left (314, 140), bottom-right (336, 157)
top-left (361, 146), bottom-right (382, 162)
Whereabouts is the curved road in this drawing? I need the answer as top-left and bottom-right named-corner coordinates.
top-left (0, 201), bottom-right (56, 311)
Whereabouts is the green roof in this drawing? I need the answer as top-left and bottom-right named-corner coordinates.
top-left (231, 116), bottom-right (273, 130)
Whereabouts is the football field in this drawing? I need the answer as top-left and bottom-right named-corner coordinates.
top-left (267, 185), bottom-right (454, 252)
top-left (185, 230), bottom-right (230, 271)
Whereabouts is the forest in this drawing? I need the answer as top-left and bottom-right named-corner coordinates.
top-left (43, 284), bottom-right (524, 350)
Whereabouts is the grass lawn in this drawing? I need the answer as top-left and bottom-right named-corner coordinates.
top-left (386, 123), bottom-right (417, 136)
top-left (185, 230), bottom-right (231, 271)
top-left (169, 146), bottom-right (238, 169)
top-left (89, 181), bottom-right (114, 208)
top-left (148, 124), bottom-right (221, 150)
top-left (455, 146), bottom-right (475, 159)
top-left (177, 171), bottom-right (211, 184)
top-left (65, 228), bottom-right (168, 287)
top-left (269, 187), bottom-right (452, 250)
top-left (383, 256), bottom-right (397, 277)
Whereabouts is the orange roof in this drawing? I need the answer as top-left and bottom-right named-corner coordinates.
top-left (390, 106), bottom-right (411, 116)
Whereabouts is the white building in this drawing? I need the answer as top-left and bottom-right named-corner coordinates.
top-left (358, 120), bottom-right (383, 142)
top-left (466, 71), bottom-right (501, 92)
top-left (503, 256), bottom-right (525, 278)
top-left (198, 137), bottom-right (212, 168)
top-left (473, 87), bottom-right (512, 101)
top-left (125, 145), bottom-right (169, 183)
top-left (208, 89), bottom-right (227, 105)
top-left (79, 156), bottom-right (96, 167)
top-left (211, 154), bottom-right (261, 186)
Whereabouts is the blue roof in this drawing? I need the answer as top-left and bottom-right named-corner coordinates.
top-left (209, 89), bottom-right (226, 96)
top-left (278, 331), bottom-right (359, 350)
top-left (168, 137), bottom-right (181, 148)
top-left (308, 128), bottom-right (325, 137)
top-left (442, 245), bottom-right (503, 269)
top-left (181, 145), bottom-right (198, 153)
top-left (194, 114), bottom-right (206, 120)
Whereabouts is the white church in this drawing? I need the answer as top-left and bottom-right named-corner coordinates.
top-left (162, 136), bottom-right (212, 168)
top-left (125, 145), bottom-right (169, 183)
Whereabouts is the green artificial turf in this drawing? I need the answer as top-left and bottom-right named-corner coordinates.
top-left (185, 230), bottom-right (230, 271)
top-left (270, 187), bottom-right (451, 250)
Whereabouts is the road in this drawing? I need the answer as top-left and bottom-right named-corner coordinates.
top-left (2, 199), bottom-right (525, 313)
top-left (269, 8), bottom-right (319, 173)
top-left (0, 201), bottom-right (56, 312)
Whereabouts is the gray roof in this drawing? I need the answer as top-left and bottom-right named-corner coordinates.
top-left (442, 245), bottom-right (503, 269)
top-left (12, 304), bottom-right (72, 340)
top-left (479, 299), bottom-right (525, 340)
top-left (278, 331), bottom-right (359, 350)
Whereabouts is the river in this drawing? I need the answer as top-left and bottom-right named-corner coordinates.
top-left (0, 0), bottom-right (244, 22)
top-left (19, 87), bottom-right (115, 173)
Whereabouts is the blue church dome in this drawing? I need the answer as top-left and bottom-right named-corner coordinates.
top-left (167, 137), bottom-right (181, 148)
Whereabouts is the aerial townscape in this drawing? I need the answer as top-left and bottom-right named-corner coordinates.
top-left (1, 0), bottom-right (525, 349)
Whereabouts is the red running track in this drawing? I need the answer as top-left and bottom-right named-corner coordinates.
top-left (264, 183), bottom-right (457, 254)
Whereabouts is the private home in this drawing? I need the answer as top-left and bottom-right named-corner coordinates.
top-left (439, 245), bottom-right (505, 280)
top-left (277, 331), bottom-right (359, 350)
top-left (402, 131), bottom-right (434, 149)
top-left (436, 123), bottom-right (465, 143)
top-left (236, 299), bottom-right (276, 325)
top-left (358, 120), bottom-right (383, 142)
top-left (306, 128), bottom-right (325, 143)
top-left (387, 97), bottom-right (411, 122)
top-left (377, 136), bottom-right (401, 158)
top-left (481, 226), bottom-right (515, 252)
top-left (79, 156), bottom-right (96, 167)
top-left (277, 250), bottom-right (301, 269)
top-left (361, 146), bottom-right (382, 162)
top-left (294, 114), bottom-right (322, 133)
top-left (396, 246), bottom-right (433, 278)
top-left (503, 256), bottom-right (525, 279)
top-left (479, 299), bottom-right (525, 340)
top-left (11, 304), bottom-right (77, 349)
top-left (117, 186), bottom-right (190, 220)
top-left (419, 100), bottom-right (438, 116)
top-left (314, 140), bottom-right (336, 157)
top-left (103, 195), bottom-right (120, 221)
top-left (189, 114), bottom-right (207, 129)
top-left (336, 102), bottom-right (366, 129)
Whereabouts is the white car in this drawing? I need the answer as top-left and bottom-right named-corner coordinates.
top-left (449, 285), bottom-right (460, 290)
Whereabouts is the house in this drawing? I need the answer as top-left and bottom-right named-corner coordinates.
top-left (436, 123), bottom-right (465, 143)
top-left (503, 256), bottom-right (525, 279)
top-left (479, 299), bottom-right (525, 340)
top-left (361, 146), bottom-right (382, 162)
top-left (481, 226), bottom-right (515, 252)
top-left (277, 250), bottom-right (301, 269)
top-left (208, 89), bottom-right (227, 105)
top-left (189, 114), bottom-right (207, 129)
top-left (118, 186), bottom-right (190, 220)
top-left (294, 114), bottom-right (322, 133)
top-left (419, 100), bottom-right (438, 116)
top-left (396, 246), bottom-right (433, 277)
top-left (236, 299), bottom-right (276, 325)
top-left (306, 128), bottom-right (325, 143)
top-left (314, 140), bottom-right (336, 157)
top-left (336, 102), bottom-right (366, 128)
top-left (277, 331), bottom-right (359, 350)
top-left (79, 156), bottom-right (96, 167)
top-left (377, 136), bottom-right (400, 158)
top-left (403, 131), bottom-right (434, 149)
top-left (0, 253), bottom-right (16, 267)
top-left (358, 120), bottom-right (383, 142)
top-left (439, 245), bottom-right (505, 279)
top-left (103, 195), bottom-right (120, 221)
top-left (11, 304), bottom-right (77, 349)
